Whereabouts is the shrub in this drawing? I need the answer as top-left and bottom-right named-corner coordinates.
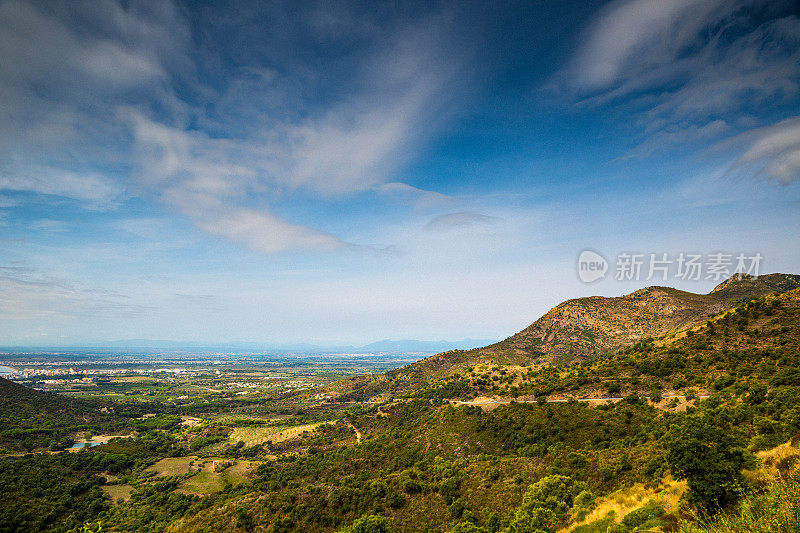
top-left (402, 478), bottom-right (422, 494)
top-left (680, 475), bottom-right (800, 533)
top-left (620, 501), bottom-right (664, 530)
top-left (337, 514), bottom-right (391, 533)
top-left (448, 522), bottom-right (486, 533)
top-left (449, 498), bottom-right (466, 518)
top-left (663, 409), bottom-right (756, 511)
top-left (507, 474), bottom-right (582, 533)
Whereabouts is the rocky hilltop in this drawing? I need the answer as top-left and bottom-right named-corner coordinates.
top-left (356, 273), bottom-right (800, 394)
top-left (494, 273), bottom-right (800, 364)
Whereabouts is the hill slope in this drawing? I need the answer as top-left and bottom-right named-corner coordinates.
top-left (167, 285), bottom-right (800, 533)
top-left (495, 273), bottom-right (800, 364)
top-left (0, 376), bottom-right (110, 450)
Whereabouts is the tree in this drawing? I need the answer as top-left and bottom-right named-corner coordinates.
top-left (507, 474), bottom-right (582, 533)
top-left (337, 514), bottom-right (391, 533)
top-left (449, 522), bottom-right (487, 533)
top-left (663, 408), bottom-right (756, 511)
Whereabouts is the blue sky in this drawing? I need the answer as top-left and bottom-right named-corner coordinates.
top-left (1, 0), bottom-right (799, 346)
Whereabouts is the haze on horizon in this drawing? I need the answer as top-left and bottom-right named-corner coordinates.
top-left (1, 0), bottom-right (799, 347)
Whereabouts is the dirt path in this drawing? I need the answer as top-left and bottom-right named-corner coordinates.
top-left (457, 394), bottom-right (709, 411)
top-left (343, 419), bottom-right (362, 443)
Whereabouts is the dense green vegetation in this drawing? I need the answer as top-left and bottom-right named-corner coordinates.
top-left (0, 285), bottom-right (798, 531)
top-left (0, 377), bottom-right (117, 451)
top-left (683, 475), bottom-right (800, 533)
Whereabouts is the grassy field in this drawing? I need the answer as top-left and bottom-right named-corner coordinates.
top-left (228, 421), bottom-right (325, 446)
top-left (102, 484), bottom-right (135, 504)
top-left (177, 471), bottom-right (224, 495)
top-left (146, 456), bottom-right (199, 476)
top-left (143, 454), bottom-right (258, 496)
top-left (223, 460), bottom-right (255, 484)
top-left (174, 459), bottom-right (256, 495)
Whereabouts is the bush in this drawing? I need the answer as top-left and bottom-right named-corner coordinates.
top-left (440, 476), bottom-right (461, 505)
top-left (681, 475), bottom-right (800, 533)
top-left (236, 509), bottom-right (255, 531)
top-left (573, 489), bottom-right (595, 510)
top-left (650, 387), bottom-right (663, 403)
top-left (386, 491), bottom-right (405, 509)
top-left (337, 514), bottom-right (391, 533)
top-left (449, 498), bottom-right (466, 518)
top-left (507, 474), bottom-right (583, 533)
top-left (448, 523), bottom-right (486, 533)
top-left (620, 501), bottom-right (664, 530)
top-left (663, 409), bottom-right (756, 511)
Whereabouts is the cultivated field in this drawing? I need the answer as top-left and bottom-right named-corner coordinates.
top-left (228, 422), bottom-right (324, 446)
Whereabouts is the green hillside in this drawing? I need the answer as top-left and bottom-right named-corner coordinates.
top-left (162, 286), bottom-right (800, 532)
top-left (0, 376), bottom-right (112, 451)
top-left (1, 278), bottom-right (799, 532)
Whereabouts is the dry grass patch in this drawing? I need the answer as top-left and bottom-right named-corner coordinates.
top-left (103, 484), bottom-right (134, 503)
top-left (563, 478), bottom-right (686, 532)
top-left (177, 470), bottom-right (225, 495)
top-left (229, 422), bottom-right (325, 447)
top-left (180, 416), bottom-right (202, 427)
top-left (146, 456), bottom-right (199, 476)
top-left (746, 439), bottom-right (800, 487)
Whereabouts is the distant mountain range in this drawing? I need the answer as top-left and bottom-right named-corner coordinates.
top-left (0, 338), bottom-right (497, 354)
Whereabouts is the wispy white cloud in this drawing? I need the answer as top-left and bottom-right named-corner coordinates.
top-left (425, 212), bottom-right (501, 231)
top-left (617, 119), bottom-right (729, 160)
top-left (0, 165), bottom-right (124, 208)
top-left (116, 10), bottom-right (471, 253)
top-left (193, 204), bottom-right (350, 254)
top-left (121, 109), bottom-right (355, 253)
top-left (725, 116), bottom-right (800, 183)
top-left (0, 264), bottom-right (146, 320)
top-left (556, 0), bottom-right (800, 171)
top-left (563, 0), bottom-right (729, 93)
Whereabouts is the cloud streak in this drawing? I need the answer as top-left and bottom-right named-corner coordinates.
top-left (0, 0), bottom-right (476, 253)
top-left (0, 265), bottom-right (146, 321)
top-left (556, 0), bottom-right (800, 174)
top-left (563, 0), bottom-right (729, 93)
top-left (0, 165), bottom-right (124, 208)
top-left (425, 212), bottom-right (501, 231)
top-left (726, 116), bottom-right (800, 183)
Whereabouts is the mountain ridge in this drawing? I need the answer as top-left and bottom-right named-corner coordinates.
top-left (495, 273), bottom-right (800, 364)
top-left (335, 273), bottom-right (800, 400)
